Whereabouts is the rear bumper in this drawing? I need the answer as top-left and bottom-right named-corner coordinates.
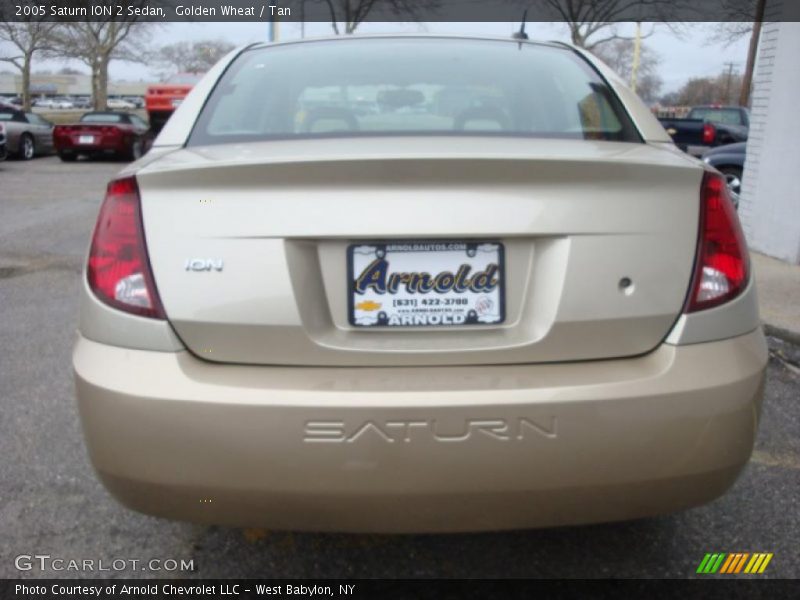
top-left (56, 139), bottom-right (128, 155)
top-left (73, 329), bottom-right (767, 532)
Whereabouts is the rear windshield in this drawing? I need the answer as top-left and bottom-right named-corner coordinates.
top-left (189, 38), bottom-right (640, 146)
top-left (688, 108), bottom-right (745, 126)
top-left (81, 113), bottom-right (124, 123)
top-left (0, 111), bottom-right (21, 121)
top-left (170, 74), bottom-right (203, 85)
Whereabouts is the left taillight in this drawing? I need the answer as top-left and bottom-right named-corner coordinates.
top-left (87, 176), bottom-right (165, 319)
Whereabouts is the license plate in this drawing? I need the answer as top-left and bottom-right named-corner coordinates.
top-left (78, 135), bottom-right (94, 144)
top-left (348, 241), bottom-right (505, 328)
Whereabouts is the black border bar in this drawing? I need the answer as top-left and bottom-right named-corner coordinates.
top-left (4, 578), bottom-right (799, 600)
top-left (2, 0), bottom-right (799, 23)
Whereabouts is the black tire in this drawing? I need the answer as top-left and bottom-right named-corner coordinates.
top-left (18, 133), bottom-right (35, 160)
top-left (123, 138), bottom-right (144, 162)
top-left (718, 166), bottom-right (743, 196)
top-left (58, 151), bottom-right (77, 162)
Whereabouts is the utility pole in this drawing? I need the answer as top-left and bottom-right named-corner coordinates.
top-left (723, 61), bottom-right (737, 105)
top-left (268, 14), bottom-right (279, 42)
top-left (630, 21), bottom-right (642, 93)
top-left (740, 0), bottom-right (767, 107)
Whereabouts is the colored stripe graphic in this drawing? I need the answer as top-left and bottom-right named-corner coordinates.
top-left (759, 554), bottom-right (773, 573)
top-left (744, 553), bottom-right (774, 573)
top-left (699, 553), bottom-right (774, 575)
top-left (711, 554), bottom-right (726, 573)
top-left (719, 554), bottom-right (736, 574)
top-left (697, 553), bottom-right (727, 574)
top-left (734, 553), bottom-right (749, 573)
top-left (745, 554), bottom-right (761, 573)
top-left (697, 554), bottom-right (713, 573)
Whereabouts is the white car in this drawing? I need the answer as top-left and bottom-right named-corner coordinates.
top-left (73, 36), bottom-right (766, 533)
top-left (33, 98), bottom-right (56, 109)
top-left (106, 98), bottom-right (135, 109)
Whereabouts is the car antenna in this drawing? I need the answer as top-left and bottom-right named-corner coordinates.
top-left (512, 9), bottom-right (529, 41)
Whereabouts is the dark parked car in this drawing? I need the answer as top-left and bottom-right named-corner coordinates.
top-left (53, 111), bottom-right (151, 161)
top-left (659, 106), bottom-right (749, 156)
top-left (703, 142), bottom-right (746, 205)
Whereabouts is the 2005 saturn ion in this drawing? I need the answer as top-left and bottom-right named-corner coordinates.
top-left (74, 36), bottom-right (767, 532)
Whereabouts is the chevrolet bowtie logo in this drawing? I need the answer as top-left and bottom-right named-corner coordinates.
top-left (355, 300), bottom-right (382, 311)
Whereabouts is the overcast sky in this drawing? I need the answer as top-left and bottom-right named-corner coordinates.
top-left (20, 21), bottom-right (751, 94)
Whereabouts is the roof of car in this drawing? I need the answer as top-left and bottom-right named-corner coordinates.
top-left (0, 103), bottom-right (21, 111)
top-left (248, 33), bottom-right (572, 52)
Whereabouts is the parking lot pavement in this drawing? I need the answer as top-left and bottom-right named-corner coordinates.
top-left (1, 157), bottom-right (798, 579)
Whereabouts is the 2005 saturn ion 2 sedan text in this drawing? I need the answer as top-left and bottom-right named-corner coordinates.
top-left (73, 36), bottom-right (767, 532)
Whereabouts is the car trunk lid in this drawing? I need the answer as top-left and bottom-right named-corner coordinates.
top-left (137, 137), bottom-right (701, 367)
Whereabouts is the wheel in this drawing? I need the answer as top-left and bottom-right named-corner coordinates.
top-left (18, 134), bottom-right (35, 160)
top-left (718, 166), bottom-right (743, 196)
top-left (58, 151), bottom-right (77, 162)
top-left (124, 138), bottom-right (144, 161)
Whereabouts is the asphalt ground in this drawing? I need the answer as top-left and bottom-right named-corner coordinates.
top-left (0, 156), bottom-right (798, 580)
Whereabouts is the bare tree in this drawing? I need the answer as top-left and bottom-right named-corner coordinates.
top-left (52, 21), bottom-right (153, 110)
top-left (0, 21), bottom-right (60, 110)
top-left (704, 0), bottom-right (766, 107)
top-left (706, 0), bottom-right (759, 45)
top-left (593, 39), bottom-right (663, 104)
top-left (539, 0), bottom-right (688, 50)
top-left (668, 71), bottom-right (745, 106)
top-left (316, 0), bottom-right (435, 34)
top-left (156, 40), bottom-right (236, 78)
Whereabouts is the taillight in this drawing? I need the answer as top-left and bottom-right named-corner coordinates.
top-left (686, 172), bottom-right (749, 313)
top-left (702, 123), bottom-right (716, 145)
top-left (87, 177), bottom-right (165, 319)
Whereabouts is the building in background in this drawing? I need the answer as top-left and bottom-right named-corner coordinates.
top-left (0, 72), bottom-right (150, 98)
top-left (738, 7), bottom-right (800, 264)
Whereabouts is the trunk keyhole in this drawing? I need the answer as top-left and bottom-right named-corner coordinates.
top-left (619, 277), bottom-right (635, 296)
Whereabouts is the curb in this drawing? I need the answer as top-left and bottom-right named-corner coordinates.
top-left (763, 323), bottom-right (800, 347)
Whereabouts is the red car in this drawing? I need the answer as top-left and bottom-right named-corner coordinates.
top-left (53, 112), bottom-right (151, 162)
top-left (145, 73), bottom-right (202, 132)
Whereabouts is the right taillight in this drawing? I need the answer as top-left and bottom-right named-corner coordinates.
top-left (87, 176), bottom-right (165, 319)
top-left (686, 172), bottom-right (749, 313)
top-left (702, 123), bottom-right (716, 145)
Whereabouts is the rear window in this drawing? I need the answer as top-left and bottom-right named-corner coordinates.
top-left (81, 113), bottom-right (124, 124)
top-left (0, 111), bottom-right (23, 122)
top-left (189, 38), bottom-right (640, 146)
top-left (688, 108), bottom-right (745, 126)
top-left (170, 74), bottom-right (202, 85)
